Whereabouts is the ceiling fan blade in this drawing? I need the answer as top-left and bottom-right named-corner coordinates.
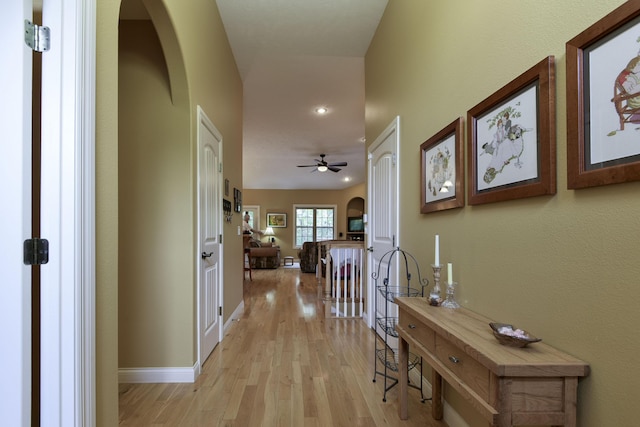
top-left (297, 164), bottom-right (317, 168)
top-left (328, 162), bottom-right (347, 167)
top-left (328, 166), bottom-right (342, 173)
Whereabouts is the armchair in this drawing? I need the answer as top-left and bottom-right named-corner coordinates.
top-left (298, 241), bottom-right (317, 273)
top-left (298, 241), bottom-right (330, 274)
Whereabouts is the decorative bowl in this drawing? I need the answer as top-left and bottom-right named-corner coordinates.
top-left (489, 322), bottom-right (541, 348)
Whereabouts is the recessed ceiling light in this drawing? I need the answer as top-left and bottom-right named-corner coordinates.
top-left (343, 176), bottom-right (352, 182)
top-left (315, 107), bottom-right (328, 115)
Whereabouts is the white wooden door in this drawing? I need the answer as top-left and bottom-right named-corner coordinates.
top-left (0, 1), bottom-right (33, 424)
top-left (367, 117), bottom-right (400, 345)
top-left (1, 1), bottom-right (94, 425)
top-left (243, 205), bottom-right (261, 231)
top-left (197, 106), bottom-right (223, 367)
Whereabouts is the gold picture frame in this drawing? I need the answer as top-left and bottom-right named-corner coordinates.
top-left (266, 213), bottom-right (287, 228)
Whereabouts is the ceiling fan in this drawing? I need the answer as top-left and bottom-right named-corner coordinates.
top-left (297, 154), bottom-right (348, 173)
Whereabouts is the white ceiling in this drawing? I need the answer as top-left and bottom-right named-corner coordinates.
top-left (216, 0), bottom-right (388, 190)
top-left (121, 0), bottom-right (388, 190)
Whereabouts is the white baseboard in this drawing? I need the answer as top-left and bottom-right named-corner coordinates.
top-left (119, 363), bottom-right (199, 384)
top-left (409, 370), bottom-right (469, 427)
top-left (119, 301), bottom-right (245, 384)
top-left (224, 299), bottom-right (244, 334)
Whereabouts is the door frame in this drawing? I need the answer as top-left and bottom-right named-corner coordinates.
top-left (196, 105), bottom-right (224, 371)
top-left (39, 0), bottom-right (96, 425)
top-left (1, 1), bottom-right (33, 424)
top-left (366, 116), bottom-right (401, 329)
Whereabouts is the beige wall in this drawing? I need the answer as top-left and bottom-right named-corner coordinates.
top-left (97, 0), bottom-right (242, 424)
top-left (96, 1), bottom-right (120, 424)
top-left (118, 20), bottom-right (193, 367)
top-left (244, 183), bottom-right (366, 258)
top-left (366, 1), bottom-right (637, 426)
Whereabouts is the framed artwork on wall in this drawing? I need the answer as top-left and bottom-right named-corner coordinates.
top-left (566, 1), bottom-right (640, 189)
top-left (467, 56), bottom-right (556, 205)
top-left (266, 213), bottom-right (287, 228)
top-left (420, 117), bottom-right (465, 213)
top-left (233, 188), bottom-right (242, 212)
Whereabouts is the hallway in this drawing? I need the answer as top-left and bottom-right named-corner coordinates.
top-left (118, 267), bottom-right (447, 426)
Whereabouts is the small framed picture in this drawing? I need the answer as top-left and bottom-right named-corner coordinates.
top-left (566, 2), bottom-right (640, 189)
top-left (266, 213), bottom-right (287, 228)
top-left (233, 188), bottom-right (242, 212)
top-left (420, 117), bottom-right (465, 213)
top-left (467, 56), bottom-right (556, 205)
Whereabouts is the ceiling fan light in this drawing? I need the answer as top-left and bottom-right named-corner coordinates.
top-left (317, 165), bottom-right (328, 172)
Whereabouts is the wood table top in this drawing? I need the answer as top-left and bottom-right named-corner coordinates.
top-left (395, 296), bottom-right (590, 378)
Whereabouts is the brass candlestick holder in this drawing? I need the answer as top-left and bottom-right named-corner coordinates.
top-left (441, 281), bottom-right (460, 309)
top-left (429, 264), bottom-right (442, 306)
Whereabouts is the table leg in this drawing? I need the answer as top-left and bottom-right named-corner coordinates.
top-left (561, 377), bottom-right (578, 427)
top-left (432, 369), bottom-right (443, 419)
top-left (398, 336), bottom-right (409, 420)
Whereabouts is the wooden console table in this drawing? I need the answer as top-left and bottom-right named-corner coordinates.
top-left (395, 297), bottom-right (589, 427)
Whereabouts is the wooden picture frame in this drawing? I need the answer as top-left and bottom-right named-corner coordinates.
top-left (266, 213), bottom-right (287, 228)
top-left (566, 2), bottom-right (640, 189)
top-left (467, 56), bottom-right (556, 205)
top-left (420, 117), bottom-right (465, 213)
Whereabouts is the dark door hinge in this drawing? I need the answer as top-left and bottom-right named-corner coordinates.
top-left (23, 238), bottom-right (49, 265)
top-left (219, 306), bottom-right (222, 316)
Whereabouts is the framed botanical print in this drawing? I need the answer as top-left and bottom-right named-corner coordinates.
top-left (468, 56), bottom-right (556, 205)
top-left (420, 117), bottom-right (465, 213)
top-left (567, 1), bottom-right (640, 189)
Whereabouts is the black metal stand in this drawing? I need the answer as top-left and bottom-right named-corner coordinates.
top-left (371, 247), bottom-right (430, 403)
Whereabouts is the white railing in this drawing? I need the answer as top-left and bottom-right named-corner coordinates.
top-left (319, 241), bottom-right (365, 318)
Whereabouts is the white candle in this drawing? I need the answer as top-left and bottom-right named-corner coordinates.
top-left (435, 235), bottom-right (440, 265)
top-left (447, 263), bottom-right (453, 284)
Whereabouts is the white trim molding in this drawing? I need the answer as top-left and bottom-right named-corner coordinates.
top-left (409, 371), bottom-right (469, 427)
top-left (224, 300), bottom-right (245, 334)
top-left (119, 301), bottom-right (244, 384)
top-left (39, 0), bottom-right (96, 425)
top-left (119, 364), bottom-right (199, 384)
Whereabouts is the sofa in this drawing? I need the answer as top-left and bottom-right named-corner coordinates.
top-left (248, 241), bottom-right (281, 269)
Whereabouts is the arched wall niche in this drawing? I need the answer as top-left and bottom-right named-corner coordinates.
top-left (347, 197), bottom-right (365, 217)
top-left (118, 0), bottom-right (195, 368)
top-left (119, 0), bottom-right (190, 106)
top-left (346, 197), bottom-right (365, 240)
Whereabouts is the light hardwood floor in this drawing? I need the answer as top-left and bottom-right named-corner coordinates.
top-left (119, 265), bottom-right (448, 426)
